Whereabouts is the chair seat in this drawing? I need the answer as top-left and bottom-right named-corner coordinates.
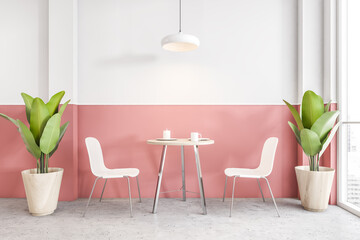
top-left (97, 168), bottom-right (140, 178)
top-left (224, 168), bottom-right (267, 178)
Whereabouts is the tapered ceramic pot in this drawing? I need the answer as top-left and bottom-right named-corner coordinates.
top-left (295, 166), bottom-right (335, 212)
top-left (21, 168), bottom-right (64, 216)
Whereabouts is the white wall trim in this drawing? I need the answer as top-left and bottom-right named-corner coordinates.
top-left (336, 0), bottom-right (348, 211)
top-left (72, 0), bottom-right (78, 104)
top-left (74, 103), bottom-right (294, 106)
top-left (49, 0), bottom-right (78, 103)
top-left (338, 202), bottom-right (360, 217)
top-left (0, 102), bottom-right (311, 106)
top-left (324, 0), bottom-right (338, 103)
top-left (298, 0), bottom-right (304, 103)
top-left (298, 0), bottom-right (326, 101)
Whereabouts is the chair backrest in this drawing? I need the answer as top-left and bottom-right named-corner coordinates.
top-left (85, 137), bottom-right (108, 176)
top-left (256, 137), bottom-right (279, 177)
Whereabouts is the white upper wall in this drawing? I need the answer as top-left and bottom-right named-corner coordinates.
top-left (1, 0), bottom-right (331, 105)
top-left (0, 0), bottom-right (48, 104)
top-left (78, 0), bottom-right (298, 104)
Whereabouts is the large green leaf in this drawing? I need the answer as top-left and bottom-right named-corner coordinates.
top-left (40, 113), bottom-right (61, 154)
top-left (30, 98), bottom-right (50, 145)
top-left (288, 121), bottom-right (301, 145)
top-left (301, 90), bottom-right (324, 129)
top-left (49, 121), bottom-right (69, 157)
top-left (311, 111), bottom-right (340, 142)
top-left (283, 100), bottom-right (304, 130)
top-left (300, 129), bottom-right (322, 157)
top-left (325, 101), bottom-right (332, 112)
top-left (0, 113), bottom-right (19, 128)
top-left (17, 120), bottom-right (41, 159)
top-left (46, 91), bottom-right (65, 117)
top-left (58, 99), bottom-right (70, 116)
top-left (319, 122), bottom-right (341, 157)
top-left (21, 93), bottom-right (34, 124)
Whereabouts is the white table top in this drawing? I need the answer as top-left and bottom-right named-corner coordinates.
top-left (147, 138), bottom-right (215, 146)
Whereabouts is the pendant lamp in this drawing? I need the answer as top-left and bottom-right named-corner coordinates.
top-left (161, 0), bottom-right (200, 52)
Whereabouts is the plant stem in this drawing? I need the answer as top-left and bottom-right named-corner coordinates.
top-left (40, 153), bottom-right (42, 173)
top-left (313, 156), bottom-right (316, 171)
top-left (309, 156), bottom-right (316, 171)
top-left (45, 154), bottom-right (49, 173)
top-left (316, 154), bottom-right (320, 171)
top-left (36, 159), bottom-right (40, 173)
top-left (40, 153), bottom-right (44, 173)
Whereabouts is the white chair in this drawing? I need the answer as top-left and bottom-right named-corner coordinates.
top-left (83, 137), bottom-right (141, 217)
top-left (223, 137), bottom-right (280, 217)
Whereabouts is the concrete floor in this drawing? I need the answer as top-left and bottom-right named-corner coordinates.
top-left (1, 198), bottom-right (359, 240)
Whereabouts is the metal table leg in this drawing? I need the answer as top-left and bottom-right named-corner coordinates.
top-left (181, 146), bottom-right (186, 201)
top-left (194, 145), bottom-right (207, 215)
top-left (152, 145), bottom-right (167, 213)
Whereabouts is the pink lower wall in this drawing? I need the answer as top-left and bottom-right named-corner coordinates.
top-left (0, 104), bottom-right (337, 202)
top-left (78, 105), bottom-right (298, 199)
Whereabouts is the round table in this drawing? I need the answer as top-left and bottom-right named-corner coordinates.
top-left (147, 138), bottom-right (214, 215)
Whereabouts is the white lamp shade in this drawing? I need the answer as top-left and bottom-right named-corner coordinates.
top-left (161, 33), bottom-right (200, 52)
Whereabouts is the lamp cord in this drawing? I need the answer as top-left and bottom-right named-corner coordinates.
top-left (179, 0), bottom-right (182, 32)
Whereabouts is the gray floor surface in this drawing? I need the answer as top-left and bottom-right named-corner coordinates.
top-left (1, 198), bottom-right (359, 240)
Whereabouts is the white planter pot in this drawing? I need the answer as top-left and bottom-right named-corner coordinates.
top-left (21, 167), bottom-right (64, 216)
top-left (295, 166), bottom-right (335, 212)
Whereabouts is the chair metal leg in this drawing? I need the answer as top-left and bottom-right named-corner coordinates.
top-left (152, 145), bottom-right (167, 214)
top-left (136, 176), bottom-right (141, 203)
top-left (194, 145), bottom-right (207, 215)
top-left (223, 176), bottom-right (228, 202)
top-left (99, 179), bottom-right (108, 202)
top-left (263, 177), bottom-right (280, 217)
top-left (230, 176), bottom-right (237, 217)
top-left (83, 177), bottom-right (100, 217)
top-left (257, 178), bottom-right (265, 202)
top-left (181, 146), bottom-right (186, 201)
top-left (126, 176), bottom-right (133, 217)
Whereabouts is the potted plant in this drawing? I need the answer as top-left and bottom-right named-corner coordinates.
top-left (284, 90), bottom-right (340, 211)
top-left (0, 91), bottom-right (70, 216)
